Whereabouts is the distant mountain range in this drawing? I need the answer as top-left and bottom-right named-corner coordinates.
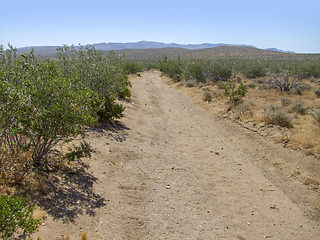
top-left (17, 41), bottom-right (295, 54)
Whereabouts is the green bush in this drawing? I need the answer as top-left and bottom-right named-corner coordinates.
top-left (205, 60), bottom-right (233, 82)
top-left (224, 83), bottom-right (247, 105)
top-left (118, 86), bottom-right (131, 99)
top-left (123, 61), bottom-right (142, 75)
top-left (186, 62), bottom-right (206, 83)
top-left (0, 45), bottom-right (129, 168)
top-left (0, 195), bottom-right (40, 239)
top-left (97, 95), bottom-right (126, 123)
top-left (243, 63), bottom-right (267, 78)
top-left (159, 55), bottom-right (182, 81)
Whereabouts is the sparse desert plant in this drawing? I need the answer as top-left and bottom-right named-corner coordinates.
top-left (281, 98), bottom-right (292, 107)
top-left (224, 83), bottom-right (247, 105)
top-left (266, 108), bottom-right (293, 128)
top-left (245, 82), bottom-right (256, 89)
top-left (198, 82), bottom-right (207, 89)
top-left (177, 82), bottom-right (184, 87)
top-left (0, 195), bottom-right (40, 239)
top-left (291, 102), bottom-right (308, 115)
top-left (310, 77), bottom-right (317, 83)
top-left (271, 70), bottom-right (302, 93)
top-left (235, 101), bottom-right (252, 115)
top-left (203, 91), bottom-right (212, 102)
top-left (216, 81), bottom-right (228, 89)
top-left (292, 83), bottom-right (312, 95)
top-left (186, 80), bottom-right (197, 87)
top-left (314, 86), bottom-right (320, 97)
top-left (310, 108), bottom-right (320, 126)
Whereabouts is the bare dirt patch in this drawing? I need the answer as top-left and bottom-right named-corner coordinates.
top-left (35, 71), bottom-right (320, 239)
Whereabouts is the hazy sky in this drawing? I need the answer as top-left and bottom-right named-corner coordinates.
top-left (1, 0), bottom-right (319, 53)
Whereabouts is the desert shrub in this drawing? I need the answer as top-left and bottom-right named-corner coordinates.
top-left (246, 82), bottom-right (256, 89)
top-left (0, 195), bottom-right (40, 239)
top-left (314, 86), bottom-right (320, 97)
top-left (281, 98), bottom-right (292, 107)
top-left (159, 55), bottom-right (182, 81)
top-left (186, 80), bottom-right (197, 87)
top-left (97, 95), bottom-right (126, 123)
top-left (310, 108), bottom-right (320, 126)
top-left (198, 82), bottom-right (207, 88)
top-left (292, 83), bottom-right (312, 95)
top-left (205, 60), bottom-right (233, 82)
top-left (266, 109), bottom-right (293, 128)
top-left (243, 63), bottom-right (267, 78)
top-left (258, 84), bottom-right (270, 90)
top-left (118, 86), bottom-right (131, 99)
top-left (235, 101), bottom-right (252, 115)
top-left (272, 70), bottom-right (302, 93)
top-left (0, 45), bottom-right (129, 168)
top-left (177, 82), bottom-right (184, 87)
top-left (224, 83), bottom-right (247, 105)
top-left (255, 77), bottom-right (266, 84)
top-left (236, 77), bottom-right (242, 83)
top-left (186, 62), bottom-right (206, 83)
top-left (216, 81), bottom-right (228, 89)
top-left (203, 91), bottom-right (212, 102)
top-left (291, 102), bottom-right (308, 115)
top-left (123, 61), bottom-right (142, 75)
top-left (310, 77), bottom-right (317, 83)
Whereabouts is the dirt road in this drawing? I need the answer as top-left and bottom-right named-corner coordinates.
top-left (37, 71), bottom-right (320, 239)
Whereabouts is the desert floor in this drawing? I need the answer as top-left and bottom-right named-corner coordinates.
top-left (35, 71), bottom-right (320, 239)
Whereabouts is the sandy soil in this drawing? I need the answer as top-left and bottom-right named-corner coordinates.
top-left (35, 71), bottom-right (320, 239)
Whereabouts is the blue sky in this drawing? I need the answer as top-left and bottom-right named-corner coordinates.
top-left (1, 0), bottom-right (319, 53)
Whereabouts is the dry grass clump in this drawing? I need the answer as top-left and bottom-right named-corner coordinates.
top-left (291, 101), bottom-right (308, 115)
top-left (280, 97), bottom-right (292, 107)
top-left (265, 108), bottom-right (293, 128)
top-left (202, 90), bottom-right (212, 102)
top-left (0, 147), bottom-right (33, 195)
top-left (186, 80), bottom-right (197, 87)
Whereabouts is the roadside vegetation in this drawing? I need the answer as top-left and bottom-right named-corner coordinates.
top-left (0, 44), bottom-right (131, 238)
top-left (1, 43), bottom-right (320, 238)
top-left (154, 54), bottom-right (320, 157)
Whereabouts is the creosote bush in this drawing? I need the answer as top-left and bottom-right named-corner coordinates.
top-left (0, 195), bottom-right (40, 239)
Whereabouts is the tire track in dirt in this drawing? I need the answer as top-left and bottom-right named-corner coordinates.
top-left (37, 71), bottom-right (320, 239)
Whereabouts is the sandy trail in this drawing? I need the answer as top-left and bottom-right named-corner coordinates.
top-left (37, 71), bottom-right (320, 239)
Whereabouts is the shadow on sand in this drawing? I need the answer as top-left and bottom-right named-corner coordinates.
top-left (34, 121), bottom-right (130, 222)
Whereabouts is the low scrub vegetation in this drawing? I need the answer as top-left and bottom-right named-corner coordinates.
top-left (0, 44), bottom-right (132, 237)
top-left (158, 55), bottom-right (320, 156)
